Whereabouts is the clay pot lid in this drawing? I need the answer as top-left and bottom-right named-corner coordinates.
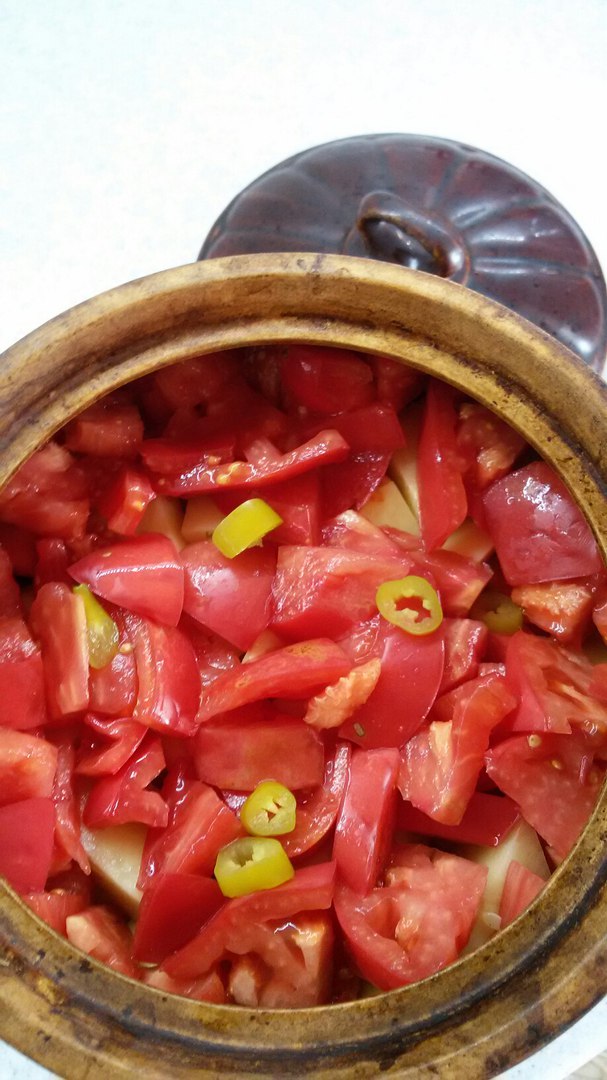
top-left (199, 133), bottom-right (607, 372)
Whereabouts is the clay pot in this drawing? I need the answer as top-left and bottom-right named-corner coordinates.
top-left (1, 253), bottom-right (606, 1078)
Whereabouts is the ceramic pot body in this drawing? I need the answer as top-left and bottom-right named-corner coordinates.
top-left (1, 253), bottom-right (606, 1079)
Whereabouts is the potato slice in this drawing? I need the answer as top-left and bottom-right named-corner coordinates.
top-left (361, 478), bottom-right (419, 536)
top-left (81, 821), bottom-right (146, 918)
top-left (182, 494), bottom-right (224, 544)
top-left (442, 518), bottom-right (494, 562)
top-left (461, 818), bottom-right (550, 953)
top-left (138, 495), bottom-right (185, 550)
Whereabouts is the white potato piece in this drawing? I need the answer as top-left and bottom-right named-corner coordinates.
top-left (460, 818), bottom-right (550, 954)
top-left (181, 494), bottom-right (224, 543)
top-left (442, 518), bottom-right (494, 562)
top-left (360, 478), bottom-right (419, 536)
top-left (138, 495), bottom-right (185, 550)
top-left (80, 821), bottom-right (146, 918)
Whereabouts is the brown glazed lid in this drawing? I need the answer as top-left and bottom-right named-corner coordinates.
top-left (200, 133), bottom-right (607, 371)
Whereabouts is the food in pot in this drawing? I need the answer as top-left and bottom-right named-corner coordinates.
top-left (0, 343), bottom-right (605, 1007)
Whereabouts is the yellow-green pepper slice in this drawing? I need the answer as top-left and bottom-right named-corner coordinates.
top-left (212, 497), bottom-right (283, 558)
top-left (73, 583), bottom-right (119, 669)
top-left (472, 589), bottom-right (523, 634)
top-left (240, 780), bottom-right (296, 837)
top-left (214, 836), bottom-right (294, 898)
top-left (376, 575), bottom-right (443, 636)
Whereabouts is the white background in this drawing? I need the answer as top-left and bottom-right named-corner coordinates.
top-left (1, 1), bottom-right (607, 1077)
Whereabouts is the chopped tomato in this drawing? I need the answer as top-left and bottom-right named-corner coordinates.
top-left (76, 715), bottom-right (147, 776)
top-left (280, 345), bottom-right (374, 414)
top-left (88, 610), bottom-right (138, 717)
top-left (320, 452), bottom-right (391, 519)
top-left (398, 672), bottom-right (517, 824)
top-left (152, 351), bottom-right (241, 410)
top-left (69, 533), bottom-right (185, 627)
top-left (0, 442), bottom-right (89, 540)
top-left (195, 639), bottom-right (351, 722)
top-left (155, 430), bottom-right (350, 496)
top-left (411, 548), bottom-right (493, 618)
top-left (143, 967), bottom-right (227, 1003)
top-left (194, 713), bottom-right (324, 791)
top-left (282, 742), bottom-right (351, 859)
top-left (333, 748), bottom-right (399, 894)
top-left (370, 356), bottom-right (425, 412)
top-left (50, 739), bottom-right (90, 875)
top-left (227, 912), bottom-right (334, 1007)
top-left (417, 381), bottom-right (468, 551)
top-left (334, 845), bottom-right (486, 990)
top-left (83, 735), bottom-right (168, 828)
top-left (485, 732), bottom-right (603, 861)
top-left (163, 861), bottom-right (336, 980)
top-left (503, 631), bottom-right (607, 735)
top-left (23, 886), bottom-right (89, 936)
top-left (396, 791), bottom-right (520, 847)
top-left (0, 547), bottom-right (21, 617)
top-left (498, 859), bottom-right (546, 928)
top-left (64, 402), bottom-right (143, 458)
top-left (29, 582), bottom-right (89, 720)
top-left (132, 873), bottom-right (223, 963)
top-left (457, 402), bottom-right (526, 490)
top-left (296, 403), bottom-right (406, 454)
top-left (271, 545), bottom-right (413, 641)
top-left (304, 659), bottom-right (381, 729)
top-left (0, 797), bottom-right (56, 894)
top-left (96, 466), bottom-right (155, 535)
top-left (181, 540), bottom-right (275, 651)
top-left (125, 613), bottom-right (201, 736)
top-left (65, 905), bottom-right (138, 979)
top-left (440, 618), bottom-right (488, 694)
top-left (510, 579), bottom-right (594, 644)
top-left (482, 461), bottom-right (604, 586)
top-left (0, 728), bottom-right (58, 806)
top-left (0, 617), bottom-right (47, 730)
top-left (138, 779), bottom-right (242, 890)
top-left (339, 617), bottom-right (445, 749)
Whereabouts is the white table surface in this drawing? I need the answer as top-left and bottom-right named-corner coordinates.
top-left (1, 1), bottom-right (606, 1076)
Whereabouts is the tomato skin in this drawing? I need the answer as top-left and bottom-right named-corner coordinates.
top-left (69, 533), bottom-right (185, 627)
top-left (457, 402), bottom-right (526, 490)
top-left (498, 859), bottom-right (546, 928)
top-left (333, 748), bottom-right (400, 894)
top-left (138, 780), bottom-right (242, 890)
top-left (181, 540), bottom-right (275, 652)
top-left (64, 402), bottom-right (143, 458)
top-left (76, 715), bottom-right (147, 776)
top-left (0, 617), bottom-right (47, 730)
top-left (485, 732), bottom-right (602, 861)
top-left (503, 631), bottom-right (607, 736)
top-left (65, 905), bottom-right (138, 979)
top-left (50, 739), bottom-right (90, 875)
top-left (417, 381), bottom-right (468, 551)
top-left (511, 579), bottom-right (594, 644)
top-left (282, 742), bottom-right (351, 859)
top-left (88, 610), bottom-right (138, 718)
top-left (0, 547), bottom-right (21, 617)
top-left (0, 797), bottom-right (56, 894)
top-left (0, 443), bottom-right (90, 540)
top-left (83, 735), bottom-right (168, 828)
top-left (156, 430), bottom-right (350, 497)
top-left (195, 639), bottom-right (351, 722)
top-left (96, 466), bottom-right (155, 535)
top-left (194, 715), bottom-right (324, 791)
top-left (320, 451), bottom-right (392, 519)
top-left (399, 672), bottom-right (517, 825)
top-left (339, 617), bottom-right (445, 750)
top-left (482, 461), bottom-right (604, 586)
top-left (440, 618), bottom-right (488, 694)
top-left (23, 887), bottom-right (88, 936)
top-left (30, 582), bottom-right (89, 720)
top-left (271, 545), bottom-right (413, 642)
top-left (163, 861), bottom-right (336, 980)
top-left (125, 614), bottom-right (201, 737)
top-left (296, 404), bottom-right (406, 454)
top-left (0, 728), bottom-right (58, 806)
top-left (334, 845), bottom-right (486, 991)
top-left (396, 791), bottom-right (521, 847)
top-left (280, 345), bottom-right (374, 414)
top-left (411, 549), bottom-right (493, 618)
top-left (132, 873), bottom-right (224, 963)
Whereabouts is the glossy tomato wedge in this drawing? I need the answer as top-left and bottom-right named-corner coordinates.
top-left (396, 790), bottom-right (521, 847)
top-left (76, 715), bottom-right (147, 776)
top-left (282, 742), bottom-right (351, 859)
top-left (125, 613), bottom-right (201, 736)
top-left (83, 735), bottom-right (168, 828)
top-left (133, 873), bottom-right (223, 963)
top-left (194, 712), bottom-right (324, 791)
top-left (0, 797), bottom-right (56, 894)
top-left (280, 345), bottom-right (374, 414)
top-left (69, 533), bottom-right (184, 627)
top-left (0, 728), bottom-right (58, 806)
top-left (29, 582), bottom-right (89, 720)
top-left (195, 639), bottom-right (351, 722)
top-left (333, 747), bottom-right (399, 894)
top-left (0, 442), bottom-right (89, 541)
top-left (398, 672), bottom-right (516, 825)
top-left (0, 617), bottom-right (46, 730)
top-left (334, 844), bottom-right (486, 990)
top-left (482, 461), bottom-right (604, 586)
top-left (181, 540), bottom-right (275, 652)
top-left (65, 905), bottom-right (138, 979)
top-left (498, 859), bottom-right (546, 928)
top-left (339, 617), bottom-right (445, 749)
top-left (163, 861), bottom-right (336, 980)
top-left (417, 381), bottom-right (468, 551)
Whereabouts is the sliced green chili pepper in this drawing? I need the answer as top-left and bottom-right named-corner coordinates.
top-left (240, 780), bottom-right (296, 837)
top-left (212, 497), bottom-right (283, 558)
top-left (376, 575), bottom-right (443, 636)
top-left (73, 583), bottom-right (119, 669)
top-left (214, 836), bottom-right (294, 898)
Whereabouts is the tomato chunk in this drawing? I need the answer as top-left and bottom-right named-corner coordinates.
top-left (0, 798), bottom-right (56, 894)
top-left (194, 714), bottom-right (324, 791)
top-left (0, 729), bottom-right (58, 806)
top-left (30, 582), bottom-right (89, 720)
top-left (133, 874), bottom-right (223, 963)
top-left (334, 748), bottom-right (400, 894)
top-left (181, 540), bottom-right (275, 652)
top-left (0, 617), bottom-right (47, 730)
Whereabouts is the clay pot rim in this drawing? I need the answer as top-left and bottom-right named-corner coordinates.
top-left (1, 252), bottom-right (606, 1077)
